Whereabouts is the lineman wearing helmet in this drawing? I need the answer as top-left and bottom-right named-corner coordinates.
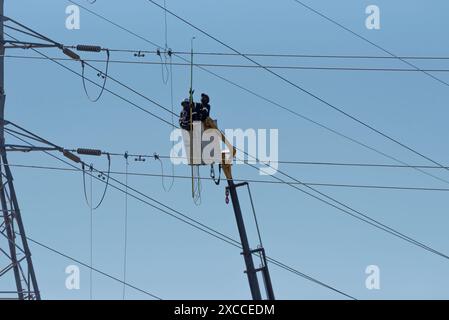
top-left (179, 93), bottom-right (211, 130)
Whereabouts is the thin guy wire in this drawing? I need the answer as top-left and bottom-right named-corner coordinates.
top-left (122, 156), bottom-right (129, 300)
top-left (90, 169), bottom-right (93, 300)
top-left (291, 0), bottom-right (449, 88)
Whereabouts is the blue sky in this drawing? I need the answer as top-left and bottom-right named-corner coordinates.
top-left (2, 0), bottom-right (449, 299)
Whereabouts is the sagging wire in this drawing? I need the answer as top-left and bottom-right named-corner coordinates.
top-left (156, 48), bottom-right (170, 84)
top-left (122, 152), bottom-right (129, 300)
top-left (3, 120), bottom-right (112, 210)
top-left (166, 50), bottom-right (176, 191)
top-left (81, 48), bottom-right (110, 102)
top-left (157, 0), bottom-right (171, 85)
top-left (81, 152), bottom-right (111, 210)
top-left (82, 163), bottom-right (93, 208)
top-left (5, 19), bottom-right (108, 103)
top-left (153, 152), bottom-right (174, 192)
top-left (154, 50), bottom-right (175, 192)
top-left (151, 0), bottom-right (175, 190)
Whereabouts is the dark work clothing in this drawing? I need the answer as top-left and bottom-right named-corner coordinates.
top-left (198, 102), bottom-right (210, 120)
top-left (179, 106), bottom-right (190, 130)
top-left (194, 102), bottom-right (210, 121)
top-left (179, 101), bottom-right (211, 131)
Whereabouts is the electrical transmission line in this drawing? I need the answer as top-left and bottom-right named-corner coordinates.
top-left (7, 119), bottom-right (449, 298)
top-left (22, 234), bottom-right (162, 300)
top-left (14, 27), bottom-right (449, 264)
top-left (290, 0), bottom-right (449, 88)
top-left (5, 127), bottom-right (356, 300)
top-left (65, 0), bottom-right (449, 188)
top-left (147, 0), bottom-right (449, 178)
top-left (6, 1), bottom-right (444, 300)
top-left (107, 49), bottom-right (449, 61)
top-left (55, 2), bottom-right (449, 263)
top-left (101, 152), bottom-right (449, 170)
top-left (9, 9), bottom-right (449, 297)
top-left (7, 113), bottom-right (449, 266)
top-left (8, 162), bottom-right (449, 193)
top-left (4, 32), bottom-right (174, 127)
top-left (7, 54), bottom-right (449, 73)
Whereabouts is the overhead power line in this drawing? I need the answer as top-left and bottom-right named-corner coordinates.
top-left (290, 0), bottom-right (449, 88)
top-left (6, 0), bottom-right (444, 300)
top-left (101, 152), bottom-right (449, 170)
top-left (66, 0), bottom-right (449, 188)
top-left (147, 0), bottom-right (449, 184)
top-left (8, 122), bottom-right (449, 301)
top-left (10, 141), bottom-right (449, 170)
top-left (13, 8), bottom-right (449, 284)
top-left (37, 41), bottom-right (449, 262)
top-left (8, 124), bottom-right (449, 267)
top-left (21, 234), bottom-right (162, 300)
top-left (4, 32), bottom-right (175, 127)
top-left (9, 162), bottom-right (449, 193)
top-left (6, 129), bottom-right (356, 299)
top-left (16, 30), bottom-right (449, 263)
top-left (107, 49), bottom-right (449, 61)
top-left (34, 39), bottom-right (449, 264)
top-left (7, 54), bottom-right (449, 73)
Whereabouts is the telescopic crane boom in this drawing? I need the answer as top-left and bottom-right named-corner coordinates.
top-left (203, 119), bottom-right (275, 300)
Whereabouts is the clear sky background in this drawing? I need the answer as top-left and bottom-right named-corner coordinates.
top-left (2, 0), bottom-right (449, 299)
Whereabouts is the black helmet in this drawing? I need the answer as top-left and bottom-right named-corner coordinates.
top-left (201, 93), bottom-right (210, 105)
top-left (181, 98), bottom-right (190, 107)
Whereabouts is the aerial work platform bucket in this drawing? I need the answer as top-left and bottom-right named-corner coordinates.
top-left (182, 119), bottom-right (221, 166)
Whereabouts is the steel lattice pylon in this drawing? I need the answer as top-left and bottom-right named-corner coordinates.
top-left (0, 0), bottom-right (40, 300)
top-left (0, 149), bottom-right (40, 300)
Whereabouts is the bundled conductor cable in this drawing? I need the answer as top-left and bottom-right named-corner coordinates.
top-left (80, 151), bottom-right (111, 210)
top-left (78, 45), bottom-right (110, 102)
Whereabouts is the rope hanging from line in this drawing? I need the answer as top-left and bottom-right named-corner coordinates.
top-left (161, 0), bottom-right (175, 190)
top-left (157, 48), bottom-right (171, 85)
top-left (166, 50), bottom-right (176, 191)
top-left (81, 49), bottom-right (110, 102)
top-left (81, 153), bottom-right (111, 210)
top-left (122, 152), bottom-right (129, 300)
top-left (154, 152), bottom-right (174, 192)
top-left (88, 167), bottom-right (94, 300)
top-left (155, 0), bottom-right (171, 85)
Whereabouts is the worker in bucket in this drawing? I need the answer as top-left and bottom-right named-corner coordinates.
top-left (179, 93), bottom-right (211, 130)
top-left (179, 98), bottom-right (191, 130)
top-left (198, 93), bottom-right (211, 120)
